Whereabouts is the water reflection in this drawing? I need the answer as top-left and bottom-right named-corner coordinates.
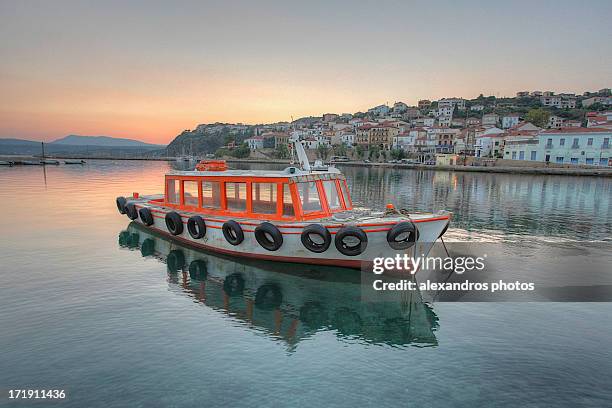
top-left (118, 222), bottom-right (439, 349)
top-left (339, 166), bottom-right (612, 241)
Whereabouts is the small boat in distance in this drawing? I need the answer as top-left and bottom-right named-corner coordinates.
top-left (64, 159), bottom-right (86, 164)
top-left (40, 159), bottom-right (60, 165)
top-left (116, 136), bottom-right (451, 269)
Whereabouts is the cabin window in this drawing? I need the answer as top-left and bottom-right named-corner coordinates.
top-left (167, 179), bottom-right (178, 204)
top-left (252, 182), bottom-right (278, 214)
top-left (202, 181), bottom-right (221, 208)
top-left (323, 180), bottom-right (342, 210)
top-left (226, 182), bottom-right (247, 212)
top-left (297, 182), bottom-right (322, 213)
top-left (183, 180), bottom-right (199, 207)
top-left (282, 183), bottom-right (295, 217)
top-left (340, 180), bottom-right (352, 208)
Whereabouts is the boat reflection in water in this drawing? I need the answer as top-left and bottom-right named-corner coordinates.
top-left (119, 222), bottom-right (439, 348)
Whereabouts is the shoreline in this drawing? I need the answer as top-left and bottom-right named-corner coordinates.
top-left (2, 155), bottom-right (611, 177)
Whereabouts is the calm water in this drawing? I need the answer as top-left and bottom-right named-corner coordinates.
top-left (1, 161), bottom-right (611, 407)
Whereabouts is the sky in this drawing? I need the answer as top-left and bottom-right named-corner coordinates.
top-left (0, 0), bottom-right (610, 144)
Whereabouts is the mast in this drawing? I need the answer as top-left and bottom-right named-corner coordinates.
top-left (41, 142), bottom-right (45, 159)
top-left (289, 132), bottom-right (311, 171)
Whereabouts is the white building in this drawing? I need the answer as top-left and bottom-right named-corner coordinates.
top-left (541, 95), bottom-right (577, 108)
top-left (538, 128), bottom-right (611, 165)
top-left (368, 104), bottom-right (390, 117)
top-left (482, 113), bottom-right (499, 126)
top-left (502, 114), bottom-right (520, 129)
top-left (470, 104), bottom-right (485, 111)
top-left (582, 96), bottom-right (612, 107)
top-left (245, 136), bottom-right (264, 150)
top-left (474, 127), bottom-right (505, 158)
top-left (438, 116), bottom-right (452, 127)
top-left (341, 133), bottom-right (355, 146)
top-left (438, 98), bottom-right (466, 110)
top-left (548, 115), bottom-right (565, 129)
top-left (437, 105), bottom-right (454, 117)
top-left (393, 102), bottom-right (409, 113)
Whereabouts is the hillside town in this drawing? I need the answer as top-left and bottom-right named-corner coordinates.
top-left (174, 88), bottom-right (612, 168)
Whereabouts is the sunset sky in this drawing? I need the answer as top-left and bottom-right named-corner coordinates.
top-left (1, 0), bottom-right (610, 144)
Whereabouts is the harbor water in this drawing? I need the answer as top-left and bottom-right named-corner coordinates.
top-left (0, 160), bottom-right (611, 407)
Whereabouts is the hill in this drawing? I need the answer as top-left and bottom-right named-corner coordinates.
top-left (52, 134), bottom-right (164, 148)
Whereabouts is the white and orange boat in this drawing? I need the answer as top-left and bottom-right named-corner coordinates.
top-left (116, 137), bottom-right (450, 269)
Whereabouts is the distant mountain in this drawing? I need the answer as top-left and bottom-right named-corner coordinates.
top-left (51, 134), bottom-right (164, 148)
top-left (0, 135), bottom-right (165, 156)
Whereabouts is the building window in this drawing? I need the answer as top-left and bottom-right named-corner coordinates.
top-left (519, 151), bottom-right (525, 160)
top-left (601, 158), bottom-right (609, 166)
top-left (167, 179), bottom-right (178, 204)
top-left (603, 138), bottom-right (610, 148)
top-left (252, 183), bottom-right (277, 214)
top-left (546, 138), bottom-right (553, 148)
top-left (572, 138), bottom-right (579, 148)
top-left (183, 180), bottom-right (199, 207)
top-left (571, 158), bottom-right (578, 164)
top-left (559, 138), bottom-right (565, 146)
top-left (512, 151), bottom-right (516, 160)
top-left (297, 182), bottom-right (322, 213)
top-left (226, 182), bottom-right (247, 212)
top-left (556, 157), bottom-right (564, 164)
top-left (586, 158), bottom-right (594, 165)
top-left (530, 151), bottom-right (537, 160)
top-left (587, 138), bottom-right (593, 146)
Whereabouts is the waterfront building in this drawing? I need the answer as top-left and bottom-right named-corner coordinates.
top-left (475, 127), bottom-right (505, 158)
top-left (504, 128), bottom-right (611, 166)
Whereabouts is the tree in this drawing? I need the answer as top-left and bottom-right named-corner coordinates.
top-left (273, 143), bottom-right (290, 159)
top-left (232, 143), bottom-right (250, 159)
top-left (390, 149), bottom-right (406, 160)
top-left (525, 108), bottom-right (550, 128)
top-left (355, 144), bottom-right (365, 159)
top-left (333, 143), bottom-right (348, 157)
top-left (368, 144), bottom-right (380, 161)
top-left (317, 144), bottom-right (330, 160)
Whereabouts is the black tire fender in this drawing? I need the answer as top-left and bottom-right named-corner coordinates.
top-left (386, 221), bottom-right (419, 250)
top-left (187, 216), bottom-right (206, 239)
top-left (254, 222), bottom-right (283, 251)
top-left (334, 226), bottom-right (368, 256)
top-left (138, 207), bottom-right (154, 226)
top-left (222, 220), bottom-right (244, 245)
top-left (116, 196), bottom-right (127, 214)
top-left (165, 211), bottom-right (184, 236)
top-left (125, 203), bottom-right (138, 220)
top-left (301, 224), bottom-right (331, 253)
top-left (167, 249), bottom-right (185, 273)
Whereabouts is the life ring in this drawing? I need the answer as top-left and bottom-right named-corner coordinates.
top-left (223, 273), bottom-right (245, 296)
top-left (187, 216), bottom-right (206, 239)
top-left (166, 249), bottom-right (185, 273)
top-left (254, 222), bottom-right (283, 251)
top-left (222, 220), bottom-right (244, 245)
top-left (125, 203), bottom-right (138, 220)
top-left (334, 226), bottom-right (368, 256)
top-left (386, 221), bottom-right (419, 250)
top-left (254, 284), bottom-right (283, 310)
top-left (189, 259), bottom-right (207, 281)
top-left (138, 207), bottom-right (154, 226)
top-left (165, 211), bottom-right (183, 235)
top-left (301, 224), bottom-right (331, 253)
top-left (116, 196), bottom-right (127, 214)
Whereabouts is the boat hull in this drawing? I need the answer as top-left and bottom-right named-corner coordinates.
top-left (126, 201), bottom-right (450, 270)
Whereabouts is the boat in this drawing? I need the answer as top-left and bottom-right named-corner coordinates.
top-left (0, 160), bottom-right (13, 166)
top-left (116, 136), bottom-right (451, 270)
top-left (40, 159), bottom-right (60, 165)
top-left (64, 159), bottom-right (86, 164)
top-left (21, 160), bottom-right (42, 165)
top-left (119, 222), bottom-right (439, 347)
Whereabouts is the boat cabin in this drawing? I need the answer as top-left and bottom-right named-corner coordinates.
top-left (163, 166), bottom-right (353, 221)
